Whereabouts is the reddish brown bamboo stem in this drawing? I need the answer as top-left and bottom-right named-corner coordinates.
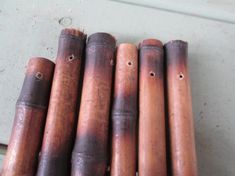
top-left (37, 29), bottom-right (86, 176)
top-left (71, 33), bottom-right (116, 176)
top-left (1, 57), bottom-right (54, 176)
top-left (110, 43), bottom-right (138, 176)
top-left (138, 39), bottom-right (167, 176)
top-left (165, 40), bottom-right (197, 176)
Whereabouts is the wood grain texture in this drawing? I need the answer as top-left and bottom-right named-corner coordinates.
top-left (110, 43), bottom-right (138, 176)
top-left (72, 33), bottom-right (116, 176)
top-left (37, 29), bottom-right (86, 176)
top-left (138, 39), bottom-right (167, 176)
top-left (1, 57), bottom-right (54, 176)
top-left (165, 40), bottom-right (197, 176)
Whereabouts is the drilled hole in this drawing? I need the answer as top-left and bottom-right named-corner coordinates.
top-left (35, 72), bottom-right (43, 80)
top-left (178, 73), bottom-right (184, 80)
top-left (149, 71), bottom-right (155, 77)
top-left (67, 54), bottom-right (75, 62)
top-left (127, 61), bottom-right (132, 66)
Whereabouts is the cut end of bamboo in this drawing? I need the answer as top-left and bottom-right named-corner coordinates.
top-left (87, 32), bottom-right (116, 48)
top-left (61, 28), bottom-right (86, 39)
top-left (164, 40), bottom-right (188, 48)
top-left (118, 43), bottom-right (137, 53)
top-left (139, 39), bottom-right (163, 48)
top-left (26, 57), bottom-right (55, 81)
top-left (117, 43), bottom-right (138, 63)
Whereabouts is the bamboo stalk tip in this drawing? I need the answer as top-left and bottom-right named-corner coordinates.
top-left (164, 40), bottom-right (188, 48)
top-left (118, 43), bottom-right (137, 50)
top-left (27, 57), bottom-right (55, 81)
top-left (139, 38), bottom-right (163, 49)
top-left (88, 32), bottom-right (116, 47)
top-left (61, 28), bottom-right (86, 38)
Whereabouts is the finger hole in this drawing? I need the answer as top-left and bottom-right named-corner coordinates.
top-left (178, 73), bottom-right (184, 80)
top-left (67, 54), bottom-right (75, 62)
top-left (127, 61), bottom-right (132, 66)
top-left (35, 72), bottom-right (43, 80)
top-left (149, 71), bottom-right (155, 77)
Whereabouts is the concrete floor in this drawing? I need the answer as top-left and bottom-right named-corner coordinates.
top-left (0, 0), bottom-right (235, 175)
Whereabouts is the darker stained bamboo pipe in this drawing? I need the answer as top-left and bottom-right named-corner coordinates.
top-left (37, 29), bottom-right (86, 176)
top-left (138, 39), bottom-right (167, 176)
top-left (71, 33), bottom-right (116, 176)
top-left (110, 43), bottom-right (138, 176)
top-left (1, 57), bottom-right (54, 176)
top-left (165, 40), bottom-right (197, 176)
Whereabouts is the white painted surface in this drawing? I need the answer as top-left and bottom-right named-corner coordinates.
top-left (115, 0), bottom-right (235, 24)
top-left (0, 0), bottom-right (235, 175)
top-left (0, 154), bottom-right (3, 167)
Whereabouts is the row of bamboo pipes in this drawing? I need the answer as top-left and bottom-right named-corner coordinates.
top-left (0, 28), bottom-right (197, 176)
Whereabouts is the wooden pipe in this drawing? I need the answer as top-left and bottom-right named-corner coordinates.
top-left (138, 39), bottom-right (167, 176)
top-left (37, 29), bottom-right (86, 176)
top-left (110, 43), bottom-right (138, 176)
top-left (71, 33), bottom-right (116, 176)
top-left (165, 40), bottom-right (197, 176)
top-left (1, 57), bottom-right (54, 176)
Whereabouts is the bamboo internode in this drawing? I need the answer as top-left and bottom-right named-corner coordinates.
top-left (165, 40), bottom-right (197, 176)
top-left (139, 39), bottom-right (167, 176)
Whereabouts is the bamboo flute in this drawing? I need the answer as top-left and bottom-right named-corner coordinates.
top-left (1, 57), bottom-right (54, 176)
top-left (37, 29), bottom-right (86, 176)
top-left (138, 39), bottom-right (167, 176)
top-left (71, 33), bottom-right (116, 176)
top-left (110, 43), bottom-right (138, 176)
top-left (165, 40), bottom-right (197, 176)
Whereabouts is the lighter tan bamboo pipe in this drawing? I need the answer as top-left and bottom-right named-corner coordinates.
top-left (111, 43), bottom-right (138, 176)
top-left (165, 40), bottom-right (197, 176)
top-left (138, 39), bottom-right (167, 176)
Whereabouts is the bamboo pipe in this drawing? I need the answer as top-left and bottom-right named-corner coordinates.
top-left (138, 39), bottom-right (167, 176)
top-left (165, 40), bottom-right (197, 176)
top-left (1, 57), bottom-right (54, 176)
top-left (71, 33), bottom-right (116, 176)
top-left (110, 43), bottom-right (138, 176)
top-left (37, 29), bottom-right (86, 176)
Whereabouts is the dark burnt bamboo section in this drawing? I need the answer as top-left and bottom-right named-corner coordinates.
top-left (165, 40), bottom-right (197, 176)
top-left (138, 39), bottom-right (167, 176)
top-left (111, 44), bottom-right (138, 176)
top-left (1, 58), bottom-right (54, 176)
top-left (37, 29), bottom-right (86, 176)
top-left (71, 33), bottom-right (116, 176)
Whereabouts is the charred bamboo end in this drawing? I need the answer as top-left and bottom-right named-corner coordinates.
top-left (139, 38), bottom-right (163, 48)
top-left (87, 32), bottom-right (116, 49)
top-left (164, 40), bottom-right (188, 53)
top-left (58, 28), bottom-right (87, 61)
top-left (164, 40), bottom-right (188, 67)
top-left (60, 28), bottom-right (87, 39)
